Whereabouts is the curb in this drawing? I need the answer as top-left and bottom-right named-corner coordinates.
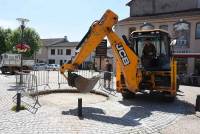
top-left (31, 89), bottom-right (109, 98)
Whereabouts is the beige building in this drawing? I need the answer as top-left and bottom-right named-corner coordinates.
top-left (36, 36), bottom-right (97, 69)
top-left (115, 0), bottom-right (200, 75)
top-left (36, 36), bottom-right (79, 65)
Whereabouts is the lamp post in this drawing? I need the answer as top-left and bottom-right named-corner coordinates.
top-left (16, 18), bottom-right (29, 75)
top-left (16, 18), bottom-right (29, 112)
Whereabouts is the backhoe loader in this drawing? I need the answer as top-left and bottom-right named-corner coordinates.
top-left (60, 9), bottom-right (177, 101)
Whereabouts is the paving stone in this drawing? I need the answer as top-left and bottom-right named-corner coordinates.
top-left (0, 73), bottom-right (199, 134)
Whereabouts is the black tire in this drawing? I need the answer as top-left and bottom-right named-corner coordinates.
top-left (122, 89), bottom-right (135, 99)
top-left (195, 95), bottom-right (200, 111)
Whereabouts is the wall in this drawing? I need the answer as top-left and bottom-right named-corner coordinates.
top-left (115, 14), bottom-right (200, 75)
top-left (198, 0), bottom-right (200, 8)
top-left (130, 0), bottom-right (154, 16)
top-left (35, 46), bottom-right (48, 63)
top-left (129, 0), bottom-right (198, 16)
top-left (155, 0), bottom-right (197, 13)
top-left (48, 46), bottom-right (76, 64)
top-left (47, 46), bottom-right (95, 65)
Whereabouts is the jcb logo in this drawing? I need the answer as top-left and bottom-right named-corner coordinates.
top-left (116, 44), bottom-right (130, 65)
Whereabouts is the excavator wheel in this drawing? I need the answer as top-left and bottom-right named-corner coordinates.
top-left (122, 89), bottom-right (135, 99)
top-left (195, 95), bottom-right (200, 111)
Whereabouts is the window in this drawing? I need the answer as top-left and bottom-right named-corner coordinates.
top-left (66, 49), bottom-right (71, 55)
top-left (57, 49), bottom-right (63, 55)
top-left (60, 60), bottom-right (63, 65)
top-left (51, 49), bottom-right (55, 55)
top-left (196, 22), bottom-right (200, 39)
top-left (140, 23), bottom-right (154, 30)
top-left (134, 36), bottom-right (169, 58)
top-left (159, 25), bottom-right (168, 31)
top-left (49, 59), bottom-right (55, 64)
top-left (173, 21), bottom-right (190, 47)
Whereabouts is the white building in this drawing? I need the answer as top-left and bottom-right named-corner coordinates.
top-left (36, 36), bottom-right (97, 69)
top-left (36, 36), bottom-right (79, 65)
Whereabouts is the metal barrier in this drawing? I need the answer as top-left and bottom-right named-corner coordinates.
top-left (28, 70), bottom-right (100, 89)
top-left (31, 70), bottom-right (50, 88)
top-left (179, 74), bottom-right (200, 86)
top-left (97, 71), bottom-right (116, 96)
top-left (57, 69), bottom-right (98, 87)
top-left (58, 71), bottom-right (68, 88)
top-left (75, 70), bottom-right (96, 78)
top-left (13, 72), bottom-right (41, 114)
top-left (189, 75), bottom-right (200, 86)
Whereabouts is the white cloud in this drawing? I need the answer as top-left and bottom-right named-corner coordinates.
top-left (0, 19), bottom-right (18, 29)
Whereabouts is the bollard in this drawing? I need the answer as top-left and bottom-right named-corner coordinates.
top-left (16, 93), bottom-right (21, 112)
top-left (78, 98), bottom-right (82, 117)
top-left (195, 95), bottom-right (200, 111)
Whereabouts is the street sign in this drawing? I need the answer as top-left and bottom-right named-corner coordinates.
top-left (95, 39), bottom-right (107, 57)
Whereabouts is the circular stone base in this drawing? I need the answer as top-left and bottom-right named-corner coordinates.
top-left (39, 93), bottom-right (107, 108)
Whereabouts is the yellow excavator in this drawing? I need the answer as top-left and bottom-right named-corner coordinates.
top-left (60, 9), bottom-right (177, 101)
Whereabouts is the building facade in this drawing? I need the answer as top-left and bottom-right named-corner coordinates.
top-left (36, 36), bottom-right (79, 65)
top-left (115, 0), bottom-right (200, 76)
top-left (36, 36), bottom-right (98, 69)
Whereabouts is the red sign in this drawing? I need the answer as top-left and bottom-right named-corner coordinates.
top-left (173, 53), bottom-right (200, 58)
top-left (95, 40), bottom-right (107, 57)
top-left (16, 43), bottom-right (30, 52)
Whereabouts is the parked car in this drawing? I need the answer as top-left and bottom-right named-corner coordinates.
top-left (32, 63), bottom-right (48, 71)
top-left (47, 64), bottom-right (60, 71)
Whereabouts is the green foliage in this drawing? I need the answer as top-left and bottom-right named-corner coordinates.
top-left (11, 105), bottom-right (26, 111)
top-left (0, 27), bottom-right (41, 57)
top-left (10, 28), bottom-right (42, 57)
top-left (0, 28), bottom-right (12, 55)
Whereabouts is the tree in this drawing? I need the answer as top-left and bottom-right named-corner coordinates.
top-left (10, 28), bottom-right (41, 58)
top-left (0, 28), bottom-right (12, 55)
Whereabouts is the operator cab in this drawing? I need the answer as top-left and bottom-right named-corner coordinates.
top-left (129, 29), bottom-right (171, 71)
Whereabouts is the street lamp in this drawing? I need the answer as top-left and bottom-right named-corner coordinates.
top-left (16, 18), bottom-right (29, 73)
top-left (16, 18), bottom-right (29, 112)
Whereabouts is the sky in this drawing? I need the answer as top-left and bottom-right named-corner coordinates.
top-left (0, 0), bottom-right (130, 41)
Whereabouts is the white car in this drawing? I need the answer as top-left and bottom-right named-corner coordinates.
top-left (47, 64), bottom-right (60, 71)
top-left (33, 63), bottom-right (48, 71)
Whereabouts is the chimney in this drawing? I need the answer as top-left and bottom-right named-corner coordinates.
top-left (64, 36), bottom-right (68, 42)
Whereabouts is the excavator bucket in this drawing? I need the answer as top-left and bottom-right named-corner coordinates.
top-left (67, 72), bottom-right (100, 93)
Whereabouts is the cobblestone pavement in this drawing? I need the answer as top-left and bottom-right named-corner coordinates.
top-left (0, 73), bottom-right (200, 134)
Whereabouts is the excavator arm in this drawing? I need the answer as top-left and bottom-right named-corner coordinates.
top-left (60, 9), bottom-right (141, 93)
top-left (107, 31), bottom-right (141, 92)
top-left (60, 10), bottom-right (118, 73)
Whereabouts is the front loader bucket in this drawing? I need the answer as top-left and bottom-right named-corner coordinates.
top-left (68, 72), bottom-right (100, 93)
